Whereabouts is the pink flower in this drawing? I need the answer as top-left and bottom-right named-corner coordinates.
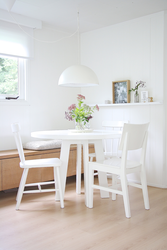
top-left (96, 104), bottom-right (99, 111)
top-left (65, 111), bottom-right (73, 121)
top-left (77, 94), bottom-right (85, 101)
top-left (68, 104), bottom-right (76, 111)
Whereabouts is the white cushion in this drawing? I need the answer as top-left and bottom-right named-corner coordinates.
top-left (23, 140), bottom-right (62, 151)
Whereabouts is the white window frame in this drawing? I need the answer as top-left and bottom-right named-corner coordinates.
top-left (0, 54), bottom-right (28, 104)
top-left (18, 57), bottom-right (27, 101)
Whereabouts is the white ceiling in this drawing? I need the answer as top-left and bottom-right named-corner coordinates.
top-left (0, 0), bottom-right (167, 33)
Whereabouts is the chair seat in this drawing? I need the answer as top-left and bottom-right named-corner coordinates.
top-left (20, 158), bottom-right (62, 168)
top-left (105, 157), bottom-right (141, 169)
top-left (90, 157), bottom-right (142, 175)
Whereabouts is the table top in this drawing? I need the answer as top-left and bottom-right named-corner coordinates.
top-left (31, 129), bottom-right (122, 140)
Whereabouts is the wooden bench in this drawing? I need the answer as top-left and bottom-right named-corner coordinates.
top-left (0, 145), bottom-right (95, 191)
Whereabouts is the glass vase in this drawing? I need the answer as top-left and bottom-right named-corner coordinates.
top-left (134, 90), bottom-right (139, 103)
top-left (75, 121), bottom-right (90, 131)
top-left (75, 121), bottom-right (85, 130)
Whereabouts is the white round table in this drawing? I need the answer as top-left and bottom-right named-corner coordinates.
top-left (31, 129), bottom-right (122, 207)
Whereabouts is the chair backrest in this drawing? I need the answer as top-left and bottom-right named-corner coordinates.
top-left (102, 121), bottom-right (129, 156)
top-left (11, 123), bottom-right (25, 164)
top-left (102, 121), bottom-right (128, 129)
top-left (119, 123), bottom-right (149, 151)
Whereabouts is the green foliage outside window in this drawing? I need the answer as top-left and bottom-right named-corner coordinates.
top-left (0, 57), bottom-right (18, 95)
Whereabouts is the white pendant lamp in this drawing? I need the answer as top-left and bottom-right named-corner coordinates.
top-left (58, 12), bottom-right (99, 87)
top-left (58, 64), bottom-right (99, 87)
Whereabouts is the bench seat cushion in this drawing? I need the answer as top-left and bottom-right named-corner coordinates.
top-left (23, 140), bottom-right (62, 151)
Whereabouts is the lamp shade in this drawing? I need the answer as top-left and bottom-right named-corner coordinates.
top-left (58, 65), bottom-right (99, 87)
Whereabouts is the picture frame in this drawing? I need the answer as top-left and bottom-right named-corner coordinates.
top-left (141, 90), bottom-right (148, 103)
top-left (112, 80), bottom-right (130, 104)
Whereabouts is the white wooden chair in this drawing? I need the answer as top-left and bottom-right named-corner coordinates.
top-left (88, 123), bottom-right (150, 218)
top-left (11, 123), bottom-right (64, 210)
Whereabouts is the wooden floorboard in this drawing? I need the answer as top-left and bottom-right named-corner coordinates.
top-left (0, 176), bottom-right (167, 250)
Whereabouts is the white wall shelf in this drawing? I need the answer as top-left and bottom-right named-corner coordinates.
top-left (89, 102), bottom-right (162, 107)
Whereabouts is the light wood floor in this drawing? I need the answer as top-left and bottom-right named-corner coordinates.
top-left (0, 176), bottom-right (167, 250)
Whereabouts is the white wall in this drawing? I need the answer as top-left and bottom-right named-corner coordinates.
top-left (81, 12), bottom-right (164, 104)
top-left (0, 11), bottom-right (166, 188)
top-left (81, 11), bottom-right (166, 188)
top-left (0, 25), bottom-right (80, 150)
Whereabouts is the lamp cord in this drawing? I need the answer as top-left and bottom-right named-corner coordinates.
top-left (77, 11), bottom-right (80, 64)
top-left (6, 11), bottom-right (79, 44)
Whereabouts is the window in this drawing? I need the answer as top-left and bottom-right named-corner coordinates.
top-left (0, 20), bottom-right (34, 102)
top-left (0, 54), bottom-right (26, 100)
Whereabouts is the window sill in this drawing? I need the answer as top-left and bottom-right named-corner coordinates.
top-left (0, 99), bottom-right (30, 106)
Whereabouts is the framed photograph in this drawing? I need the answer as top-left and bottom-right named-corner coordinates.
top-left (112, 80), bottom-right (130, 103)
top-left (141, 90), bottom-right (148, 103)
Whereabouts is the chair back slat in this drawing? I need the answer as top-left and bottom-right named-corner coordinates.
top-left (119, 123), bottom-right (149, 151)
top-left (102, 120), bottom-right (128, 129)
top-left (102, 121), bottom-right (129, 157)
top-left (11, 123), bottom-right (25, 164)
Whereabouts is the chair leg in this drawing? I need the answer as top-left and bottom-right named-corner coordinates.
top-left (121, 175), bottom-right (131, 218)
top-left (88, 165), bottom-right (94, 208)
top-left (55, 167), bottom-right (64, 209)
top-left (16, 168), bottom-right (29, 210)
top-left (54, 166), bottom-right (58, 198)
top-left (112, 174), bottom-right (117, 200)
top-left (140, 170), bottom-right (150, 210)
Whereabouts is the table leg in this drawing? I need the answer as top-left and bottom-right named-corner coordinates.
top-left (82, 140), bottom-right (89, 207)
top-left (55, 140), bottom-right (70, 201)
top-left (76, 144), bottom-right (82, 194)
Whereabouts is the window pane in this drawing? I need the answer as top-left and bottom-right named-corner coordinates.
top-left (0, 56), bottom-right (19, 96)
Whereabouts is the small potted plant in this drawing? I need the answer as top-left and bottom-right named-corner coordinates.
top-left (129, 81), bottom-right (146, 103)
top-left (65, 94), bottom-right (99, 131)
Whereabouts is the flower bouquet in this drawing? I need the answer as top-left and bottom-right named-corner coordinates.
top-left (65, 94), bottom-right (99, 131)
